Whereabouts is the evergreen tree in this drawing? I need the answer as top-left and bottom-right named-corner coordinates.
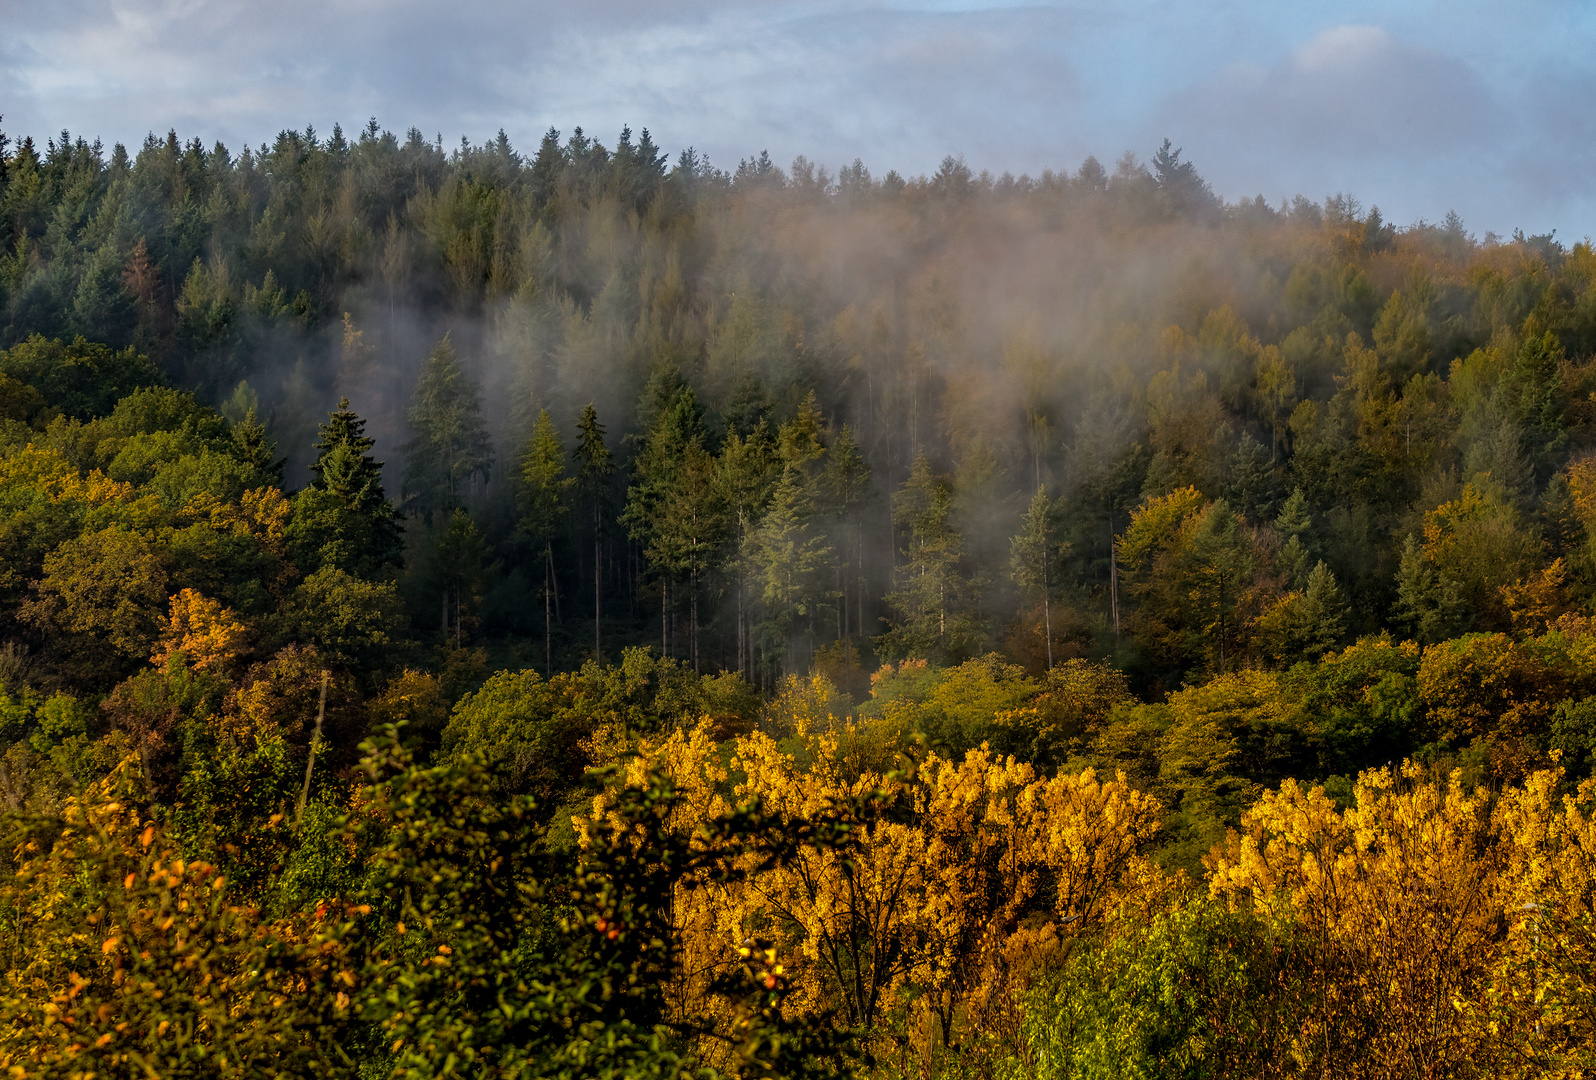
top-left (1226, 431), bottom-right (1281, 521)
top-left (880, 453), bottom-right (985, 664)
top-left (574, 402), bottom-right (614, 661)
top-left (403, 334), bottom-right (493, 522)
top-left (748, 464), bottom-right (832, 685)
top-left (717, 422), bottom-right (779, 678)
top-left (821, 423), bottom-right (871, 658)
top-left (625, 384), bottom-right (726, 669)
top-left (1393, 533), bottom-right (1467, 643)
top-left (231, 406), bottom-right (283, 486)
top-left (287, 396), bottom-right (403, 579)
top-left (1011, 488), bottom-right (1066, 669)
top-left (428, 509), bottom-right (487, 646)
top-left (1275, 489), bottom-right (1316, 588)
top-left (1293, 560), bottom-right (1350, 659)
top-left (517, 408), bottom-right (573, 675)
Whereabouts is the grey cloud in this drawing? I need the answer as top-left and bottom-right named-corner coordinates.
top-left (1153, 24), bottom-right (1593, 237)
top-left (1, 3), bottom-right (1591, 236)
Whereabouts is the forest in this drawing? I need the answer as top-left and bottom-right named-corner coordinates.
top-left (0, 117), bottom-right (1594, 1078)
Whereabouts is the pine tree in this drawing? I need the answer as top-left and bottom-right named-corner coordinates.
top-left (1225, 431), bottom-right (1280, 521)
top-left (517, 409), bottom-right (573, 675)
top-left (403, 334), bottom-right (493, 522)
top-left (1393, 533), bottom-right (1467, 643)
top-left (231, 406), bottom-right (283, 485)
top-left (748, 463), bottom-right (832, 685)
top-left (573, 403), bottom-right (614, 661)
top-left (624, 383), bottom-right (724, 668)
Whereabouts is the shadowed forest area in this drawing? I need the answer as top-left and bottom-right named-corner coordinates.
top-left (1, 119), bottom-right (1595, 1078)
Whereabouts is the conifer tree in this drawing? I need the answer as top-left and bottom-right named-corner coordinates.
top-left (1294, 560), bottom-right (1350, 658)
top-left (1275, 488), bottom-right (1315, 588)
top-left (748, 464), bottom-right (832, 684)
top-left (402, 334), bottom-right (493, 523)
top-left (574, 402), bottom-right (614, 661)
top-left (821, 423), bottom-right (871, 658)
top-left (517, 408), bottom-right (573, 675)
top-left (880, 453), bottom-right (985, 664)
top-left (1011, 488), bottom-right (1066, 668)
top-left (717, 422), bottom-right (778, 678)
top-left (1393, 533), bottom-right (1467, 643)
top-left (287, 396), bottom-right (402, 578)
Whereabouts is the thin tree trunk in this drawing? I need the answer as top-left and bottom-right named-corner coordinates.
top-left (1109, 516), bottom-right (1120, 641)
top-left (296, 672), bottom-right (328, 828)
top-left (547, 543), bottom-right (562, 623)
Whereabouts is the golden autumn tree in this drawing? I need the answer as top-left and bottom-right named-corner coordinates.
top-left (583, 717), bottom-right (1163, 1069)
top-left (1486, 769), bottom-right (1596, 1078)
top-left (150, 588), bottom-right (251, 673)
top-left (1208, 762), bottom-right (1508, 1078)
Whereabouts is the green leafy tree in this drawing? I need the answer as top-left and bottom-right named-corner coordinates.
top-left (0, 334), bottom-right (161, 419)
top-left (1019, 897), bottom-right (1307, 1080)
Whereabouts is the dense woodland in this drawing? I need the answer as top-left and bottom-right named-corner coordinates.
top-left (1, 118), bottom-right (1595, 1077)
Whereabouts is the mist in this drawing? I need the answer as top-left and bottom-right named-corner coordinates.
top-left (1, 117), bottom-right (1589, 688)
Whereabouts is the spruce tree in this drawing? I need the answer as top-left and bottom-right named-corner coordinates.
top-left (717, 422), bottom-right (778, 678)
top-left (1293, 560), bottom-right (1350, 659)
top-left (573, 403), bottom-right (614, 661)
top-left (517, 409), bottom-right (573, 675)
top-left (1011, 488), bottom-right (1065, 668)
top-left (287, 396), bottom-right (402, 578)
top-left (880, 453), bottom-right (985, 664)
top-left (821, 423), bottom-right (871, 659)
top-left (403, 334), bottom-right (493, 522)
top-left (1275, 489), bottom-right (1315, 588)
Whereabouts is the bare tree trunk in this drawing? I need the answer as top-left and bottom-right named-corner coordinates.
top-left (296, 672), bottom-right (328, 828)
top-left (1109, 516), bottom-right (1120, 641)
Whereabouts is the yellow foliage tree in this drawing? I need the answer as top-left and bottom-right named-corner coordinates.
top-left (1487, 770), bottom-right (1596, 1078)
top-left (1208, 762), bottom-right (1514, 1078)
top-left (584, 720), bottom-right (1163, 1068)
top-left (150, 587), bottom-right (251, 673)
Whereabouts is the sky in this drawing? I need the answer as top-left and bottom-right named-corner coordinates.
top-left (3, 0), bottom-right (1593, 240)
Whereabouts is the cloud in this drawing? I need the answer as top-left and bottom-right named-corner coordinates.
top-left (1147, 22), bottom-right (1596, 237)
top-left (1, 4), bottom-right (1591, 236)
